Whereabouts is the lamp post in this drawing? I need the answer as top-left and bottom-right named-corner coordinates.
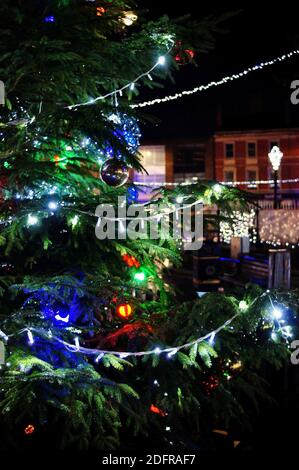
top-left (268, 146), bottom-right (283, 209)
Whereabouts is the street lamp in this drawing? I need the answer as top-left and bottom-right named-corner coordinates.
top-left (268, 146), bottom-right (283, 209)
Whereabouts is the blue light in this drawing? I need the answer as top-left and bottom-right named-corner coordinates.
top-left (44, 16), bottom-right (55, 23)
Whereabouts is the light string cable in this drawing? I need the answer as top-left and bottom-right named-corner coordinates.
top-left (0, 292), bottom-right (277, 360)
top-left (133, 177), bottom-right (299, 187)
top-left (0, 313), bottom-right (240, 359)
top-left (66, 44), bottom-right (174, 111)
top-left (131, 48), bottom-right (299, 108)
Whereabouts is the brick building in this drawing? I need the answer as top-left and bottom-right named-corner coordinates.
top-left (214, 128), bottom-right (299, 196)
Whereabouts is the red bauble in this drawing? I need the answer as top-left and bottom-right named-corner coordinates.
top-left (116, 303), bottom-right (133, 320)
top-left (150, 404), bottom-right (166, 417)
top-left (122, 253), bottom-right (140, 268)
top-left (24, 424), bottom-right (35, 435)
top-left (174, 41), bottom-right (195, 65)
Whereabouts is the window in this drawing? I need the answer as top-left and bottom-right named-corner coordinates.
top-left (173, 146), bottom-right (205, 175)
top-left (224, 171), bottom-right (235, 184)
top-left (247, 142), bottom-right (256, 158)
top-left (225, 143), bottom-right (234, 159)
top-left (247, 169), bottom-right (257, 188)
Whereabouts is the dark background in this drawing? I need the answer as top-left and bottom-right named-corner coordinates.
top-left (137, 1), bottom-right (299, 140)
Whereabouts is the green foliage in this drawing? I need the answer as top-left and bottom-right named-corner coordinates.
top-left (0, 0), bottom-right (296, 451)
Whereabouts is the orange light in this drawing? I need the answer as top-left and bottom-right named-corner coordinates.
top-left (116, 303), bottom-right (133, 320)
top-left (54, 155), bottom-right (60, 165)
top-left (150, 404), bottom-right (166, 417)
top-left (97, 7), bottom-right (106, 16)
top-left (24, 424), bottom-right (35, 435)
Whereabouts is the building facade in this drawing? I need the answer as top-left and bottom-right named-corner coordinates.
top-left (134, 138), bottom-right (214, 193)
top-left (214, 129), bottom-right (299, 196)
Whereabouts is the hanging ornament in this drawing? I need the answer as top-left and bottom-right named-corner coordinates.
top-left (122, 253), bottom-right (140, 268)
top-left (24, 424), bottom-right (35, 435)
top-left (116, 302), bottom-right (133, 320)
top-left (100, 159), bottom-right (129, 187)
top-left (150, 404), bottom-right (166, 417)
top-left (96, 7), bottom-right (106, 16)
top-left (174, 41), bottom-right (195, 65)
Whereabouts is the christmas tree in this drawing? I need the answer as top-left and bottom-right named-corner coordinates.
top-left (0, 0), bottom-right (296, 452)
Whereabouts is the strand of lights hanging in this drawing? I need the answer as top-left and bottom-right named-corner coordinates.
top-left (133, 177), bottom-right (299, 187)
top-left (66, 52), bottom-right (171, 110)
top-left (131, 48), bottom-right (299, 108)
top-left (0, 293), bottom-right (293, 364)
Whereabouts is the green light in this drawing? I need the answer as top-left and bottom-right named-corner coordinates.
top-left (239, 300), bottom-right (248, 311)
top-left (134, 271), bottom-right (146, 282)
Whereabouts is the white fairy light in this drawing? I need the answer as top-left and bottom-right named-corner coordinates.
top-left (27, 330), bottom-right (34, 345)
top-left (132, 48), bottom-right (299, 109)
top-left (272, 308), bottom-right (283, 320)
top-left (158, 55), bottom-right (166, 65)
top-left (27, 214), bottom-right (38, 226)
top-left (48, 201), bottom-right (58, 211)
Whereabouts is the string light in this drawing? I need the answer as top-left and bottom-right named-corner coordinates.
top-left (48, 201), bottom-right (58, 211)
top-left (272, 308), bottom-right (283, 320)
top-left (67, 47), bottom-right (172, 110)
top-left (27, 214), bottom-right (39, 226)
top-left (27, 330), bottom-right (34, 345)
top-left (133, 177), bottom-right (299, 188)
top-left (2, 293), bottom-right (292, 360)
top-left (131, 48), bottom-right (299, 108)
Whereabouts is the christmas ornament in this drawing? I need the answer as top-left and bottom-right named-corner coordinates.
top-left (96, 7), bottom-right (106, 16)
top-left (174, 41), bottom-right (195, 65)
top-left (24, 424), bottom-right (35, 435)
top-left (116, 303), bottom-right (133, 320)
top-left (103, 113), bottom-right (141, 160)
top-left (150, 404), bottom-right (166, 417)
top-left (100, 159), bottom-right (129, 187)
top-left (122, 254), bottom-right (140, 268)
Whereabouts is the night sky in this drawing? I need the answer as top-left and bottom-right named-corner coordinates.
top-left (137, 1), bottom-right (299, 141)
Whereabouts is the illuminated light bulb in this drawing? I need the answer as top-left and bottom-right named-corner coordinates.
top-left (213, 184), bottom-right (223, 194)
top-left (167, 349), bottom-right (177, 358)
top-left (119, 352), bottom-right (129, 359)
top-left (54, 313), bottom-right (70, 323)
top-left (27, 330), bottom-right (34, 345)
top-left (158, 56), bottom-right (166, 65)
top-left (176, 196), bottom-right (184, 204)
top-left (122, 11), bottom-right (138, 26)
top-left (74, 337), bottom-right (80, 351)
top-left (70, 215), bottom-right (79, 227)
top-left (133, 270), bottom-right (146, 282)
top-left (272, 308), bottom-right (283, 320)
top-left (27, 214), bottom-right (38, 226)
top-left (209, 332), bottom-right (216, 345)
top-left (95, 353), bottom-right (104, 363)
top-left (239, 300), bottom-right (249, 311)
top-left (153, 379), bottom-right (159, 385)
top-left (166, 427), bottom-right (171, 431)
top-left (130, 83), bottom-right (135, 91)
top-left (48, 201), bottom-right (58, 211)
top-left (154, 347), bottom-right (161, 355)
